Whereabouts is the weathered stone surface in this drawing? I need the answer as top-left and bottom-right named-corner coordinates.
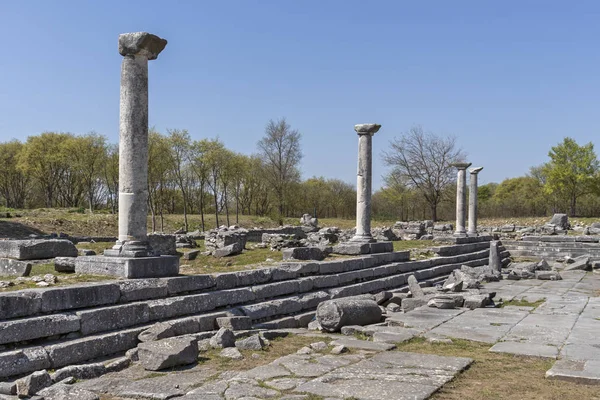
top-left (51, 362), bottom-right (106, 382)
top-left (183, 250), bottom-right (201, 261)
top-left (488, 241), bottom-right (501, 272)
top-left (38, 383), bottom-right (100, 400)
top-left (0, 258), bottom-right (32, 276)
top-left (0, 239), bottom-right (77, 260)
top-left (138, 322), bottom-right (176, 342)
top-left (16, 370), bottom-right (52, 396)
top-left (0, 291), bottom-right (41, 319)
top-left (75, 255), bottom-right (179, 279)
top-left (148, 233), bottom-right (177, 255)
top-left (407, 275), bottom-right (425, 298)
top-left (216, 316), bottom-right (252, 331)
top-left (282, 247), bottom-right (325, 261)
top-left (147, 293), bottom-right (216, 320)
top-left (213, 242), bottom-right (243, 257)
top-left (0, 347), bottom-right (50, 379)
top-left (77, 302), bottom-right (149, 335)
top-left (39, 282), bottom-right (121, 312)
top-left (564, 255), bottom-right (591, 271)
top-left (220, 347), bottom-right (244, 360)
top-left (0, 382), bottom-right (16, 395)
top-left (0, 313), bottom-right (80, 345)
top-left (46, 328), bottom-right (142, 368)
top-left (401, 297), bottom-right (429, 312)
top-left (118, 32), bottom-right (167, 59)
top-left (535, 270), bottom-right (562, 280)
top-left (463, 294), bottom-right (490, 309)
top-left (235, 334), bottom-right (265, 351)
top-left (329, 337), bottom-right (396, 351)
top-left (138, 336), bottom-right (198, 371)
top-left (164, 275), bottom-right (215, 294)
top-left (316, 298), bottom-right (382, 332)
top-left (428, 297), bottom-right (456, 309)
top-left (118, 278), bottom-right (168, 302)
top-left (54, 257), bottom-right (77, 273)
top-left (209, 328), bottom-right (235, 348)
top-left (549, 213), bottom-right (570, 230)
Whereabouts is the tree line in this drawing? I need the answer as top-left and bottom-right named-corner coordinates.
top-left (0, 118), bottom-right (356, 229)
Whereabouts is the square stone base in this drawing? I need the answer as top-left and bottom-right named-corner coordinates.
top-left (333, 241), bottom-right (394, 255)
top-left (74, 255), bottom-right (179, 278)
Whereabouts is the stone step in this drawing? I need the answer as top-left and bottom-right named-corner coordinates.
top-left (431, 241), bottom-right (491, 257)
top-left (0, 248), bottom-right (490, 379)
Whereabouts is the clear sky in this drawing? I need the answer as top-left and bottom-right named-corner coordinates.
top-left (1, 1), bottom-right (599, 189)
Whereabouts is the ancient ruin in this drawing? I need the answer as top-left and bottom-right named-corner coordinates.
top-left (451, 162), bottom-right (471, 236)
top-left (468, 166), bottom-right (483, 235)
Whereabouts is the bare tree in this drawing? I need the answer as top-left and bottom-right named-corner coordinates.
top-left (382, 126), bottom-right (465, 222)
top-left (257, 118), bottom-right (302, 223)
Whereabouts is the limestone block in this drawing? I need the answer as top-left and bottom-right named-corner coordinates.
top-left (251, 281), bottom-right (299, 300)
top-left (39, 282), bottom-right (121, 312)
top-left (211, 288), bottom-right (256, 308)
top-left (271, 262), bottom-right (319, 281)
top-left (54, 257), bottom-right (76, 273)
top-left (213, 242), bottom-right (243, 257)
top-left (45, 327), bottom-right (142, 368)
top-left (234, 268), bottom-right (272, 286)
top-left (0, 239), bottom-right (77, 260)
top-left (138, 336), bottom-right (198, 371)
top-left (0, 347), bottom-right (50, 379)
top-left (37, 383), bottom-right (99, 400)
top-left (216, 316), bottom-right (252, 331)
top-left (77, 302), bottom-right (150, 335)
top-left (282, 247), bottom-right (325, 261)
top-left (209, 328), bottom-right (235, 348)
top-left (118, 278), bottom-right (168, 302)
top-left (0, 291), bottom-right (41, 319)
top-left (16, 370), bottom-right (52, 397)
top-left (51, 362), bottom-right (106, 382)
top-left (164, 275), bottom-right (215, 295)
top-left (0, 313), bottom-right (80, 345)
top-left (147, 293), bottom-right (216, 320)
top-left (0, 258), bottom-right (32, 276)
top-left (235, 334), bottom-right (265, 351)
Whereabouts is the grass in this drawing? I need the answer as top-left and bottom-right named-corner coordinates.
top-left (396, 337), bottom-right (600, 400)
top-left (500, 298), bottom-right (546, 309)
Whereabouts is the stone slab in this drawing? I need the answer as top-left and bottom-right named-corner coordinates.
top-left (546, 359), bottom-right (600, 385)
top-left (0, 239), bottom-right (77, 260)
top-left (0, 347), bottom-right (50, 379)
top-left (74, 255), bottom-right (179, 278)
top-left (0, 258), bottom-right (32, 277)
top-left (0, 313), bottom-right (80, 345)
top-left (329, 338), bottom-right (396, 351)
top-left (489, 341), bottom-right (559, 359)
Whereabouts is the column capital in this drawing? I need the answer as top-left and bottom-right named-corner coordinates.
top-left (469, 166), bottom-right (484, 175)
top-left (451, 162), bottom-right (472, 170)
top-left (119, 32), bottom-right (167, 60)
top-left (354, 124), bottom-right (381, 136)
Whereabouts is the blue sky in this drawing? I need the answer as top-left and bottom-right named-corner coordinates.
top-left (1, 1), bottom-right (599, 189)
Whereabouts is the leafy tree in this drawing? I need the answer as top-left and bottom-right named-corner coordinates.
top-left (257, 118), bottom-right (302, 224)
top-left (67, 132), bottom-right (107, 212)
top-left (382, 126), bottom-right (465, 221)
top-left (541, 137), bottom-right (599, 216)
top-left (166, 129), bottom-right (193, 231)
top-left (0, 140), bottom-right (29, 208)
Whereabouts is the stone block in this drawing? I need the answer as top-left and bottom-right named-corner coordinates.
top-left (310, 275), bottom-right (340, 289)
top-left (77, 303), bottom-right (150, 335)
top-left (0, 239), bottom-right (77, 260)
top-left (297, 291), bottom-right (330, 310)
top-left (235, 334), bottom-right (265, 350)
top-left (0, 347), bottom-right (50, 379)
top-left (39, 282), bottom-right (121, 312)
top-left (54, 257), bottom-right (76, 273)
top-left (164, 275), bottom-right (215, 295)
top-left (213, 272), bottom-right (238, 290)
top-left (147, 293), bottom-right (216, 320)
top-left (235, 269), bottom-right (272, 286)
top-left (216, 316), bottom-right (252, 331)
top-left (196, 312), bottom-right (229, 332)
top-left (138, 322), bottom-right (176, 342)
top-left (51, 362), bottom-right (106, 382)
top-left (272, 296), bottom-right (303, 315)
top-left (213, 242), bottom-right (243, 257)
top-left (0, 382), bottom-right (16, 395)
top-left (148, 233), bottom-right (177, 256)
top-left (240, 302), bottom-right (278, 320)
top-left (183, 249), bottom-right (201, 260)
top-left (45, 327), bottom-right (143, 368)
top-left (118, 279), bottom-right (168, 302)
top-left (74, 255), bottom-right (179, 278)
top-left (38, 384), bottom-right (100, 400)
top-left (16, 370), bottom-right (52, 397)
top-left (209, 328), bottom-right (235, 348)
top-left (337, 270), bottom-right (364, 285)
top-left (252, 281), bottom-right (299, 300)
top-left (0, 291), bottom-right (41, 320)
top-left (138, 336), bottom-right (198, 371)
top-left (211, 288), bottom-right (256, 308)
top-left (282, 247), bottom-right (325, 261)
top-left (370, 241), bottom-right (394, 254)
top-left (401, 297), bottom-right (429, 312)
top-left (333, 243), bottom-right (370, 255)
top-left (0, 313), bottom-right (80, 345)
top-left (318, 260), bottom-right (345, 274)
top-left (316, 298), bottom-right (382, 332)
top-left (0, 258), bottom-right (32, 277)
top-left (271, 262), bottom-right (320, 281)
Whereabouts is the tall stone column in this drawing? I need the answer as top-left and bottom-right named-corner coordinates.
top-left (110, 32), bottom-right (167, 257)
top-left (350, 124), bottom-right (381, 243)
top-left (451, 163), bottom-right (471, 236)
top-left (468, 167), bottom-right (483, 236)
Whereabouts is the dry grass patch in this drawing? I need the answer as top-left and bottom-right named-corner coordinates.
top-left (396, 337), bottom-right (600, 400)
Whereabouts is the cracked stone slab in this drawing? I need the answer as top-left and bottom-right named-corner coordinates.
top-left (386, 307), bottom-right (465, 332)
top-left (294, 351), bottom-right (472, 400)
top-left (500, 313), bottom-right (578, 346)
top-left (489, 341), bottom-right (559, 359)
top-left (272, 353), bottom-right (362, 378)
top-left (329, 338), bottom-right (396, 351)
top-left (546, 358), bottom-right (600, 385)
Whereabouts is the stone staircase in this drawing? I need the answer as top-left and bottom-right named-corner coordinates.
top-left (503, 235), bottom-right (600, 259)
top-left (0, 239), bottom-right (500, 380)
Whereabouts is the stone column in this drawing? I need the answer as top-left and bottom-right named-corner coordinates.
top-left (350, 124), bottom-right (381, 243)
top-left (110, 32), bottom-right (167, 257)
top-left (468, 167), bottom-right (483, 236)
top-left (451, 163), bottom-right (471, 236)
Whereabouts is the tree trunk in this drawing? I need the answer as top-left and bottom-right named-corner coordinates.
top-left (431, 203), bottom-right (437, 222)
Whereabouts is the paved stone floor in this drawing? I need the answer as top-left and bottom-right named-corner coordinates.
top-left (7, 270), bottom-right (597, 399)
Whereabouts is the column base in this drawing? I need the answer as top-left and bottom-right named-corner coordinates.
top-left (333, 241), bottom-right (393, 255)
top-left (106, 240), bottom-right (153, 258)
top-left (74, 255), bottom-right (179, 278)
top-left (349, 234), bottom-right (376, 244)
top-left (467, 231), bottom-right (479, 236)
